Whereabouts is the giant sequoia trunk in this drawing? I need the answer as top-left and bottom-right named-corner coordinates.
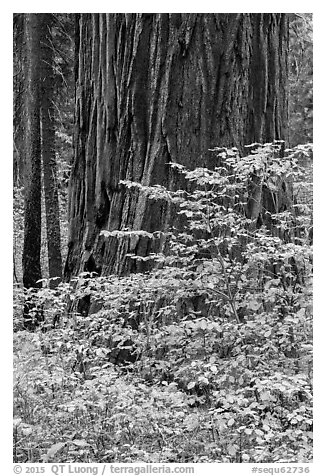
top-left (65, 13), bottom-right (289, 279)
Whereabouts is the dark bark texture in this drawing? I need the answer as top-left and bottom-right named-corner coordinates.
top-left (13, 14), bottom-right (25, 186)
top-left (39, 14), bottom-right (63, 287)
top-left (65, 13), bottom-right (289, 279)
top-left (22, 14), bottom-right (42, 289)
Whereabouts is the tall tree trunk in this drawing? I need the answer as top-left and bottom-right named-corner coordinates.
top-left (13, 14), bottom-right (26, 187)
top-left (40, 13), bottom-right (63, 288)
top-left (22, 14), bottom-right (42, 289)
top-left (65, 13), bottom-right (289, 280)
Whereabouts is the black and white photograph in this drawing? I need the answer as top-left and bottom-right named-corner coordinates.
top-left (11, 9), bottom-right (314, 470)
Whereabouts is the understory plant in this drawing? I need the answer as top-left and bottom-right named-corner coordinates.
top-left (13, 143), bottom-right (313, 463)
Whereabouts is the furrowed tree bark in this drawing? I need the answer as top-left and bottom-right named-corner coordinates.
top-left (22, 14), bottom-right (42, 289)
top-left (65, 13), bottom-right (289, 280)
top-left (40, 13), bottom-right (63, 288)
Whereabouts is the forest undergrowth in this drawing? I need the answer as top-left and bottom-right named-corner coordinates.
top-left (13, 143), bottom-right (313, 463)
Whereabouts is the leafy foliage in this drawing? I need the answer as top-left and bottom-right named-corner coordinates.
top-left (13, 144), bottom-right (313, 463)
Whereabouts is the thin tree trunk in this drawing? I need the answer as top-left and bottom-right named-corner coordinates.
top-left (22, 14), bottom-right (42, 289)
top-left (13, 13), bottom-right (26, 187)
top-left (40, 13), bottom-right (63, 288)
top-left (65, 13), bottom-right (289, 280)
